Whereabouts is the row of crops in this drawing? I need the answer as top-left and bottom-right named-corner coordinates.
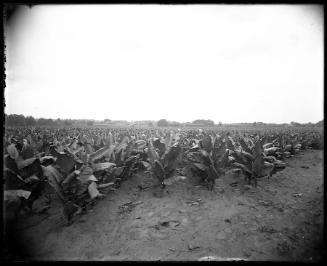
top-left (4, 126), bottom-right (323, 224)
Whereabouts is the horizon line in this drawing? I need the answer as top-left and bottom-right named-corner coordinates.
top-left (4, 113), bottom-right (323, 125)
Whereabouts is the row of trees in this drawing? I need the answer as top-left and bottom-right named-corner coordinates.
top-left (155, 119), bottom-right (323, 127)
top-left (157, 119), bottom-right (180, 127)
top-left (5, 115), bottom-right (216, 128)
top-left (5, 114), bottom-right (323, 128)
top-left (157, 119), bottom-right (216, 127)
top-left (4, 114), bottom-right (94, 127)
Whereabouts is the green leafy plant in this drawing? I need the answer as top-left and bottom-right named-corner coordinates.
top-left (185, 133), bottom-right (229, 190)
top-left (147, 132), bottom-right (183, 189)
top-left (231, 136), bottom-right (279, 187)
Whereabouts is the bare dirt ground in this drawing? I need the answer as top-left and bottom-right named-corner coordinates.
top-left (5, 150), bottom-right (324, 261)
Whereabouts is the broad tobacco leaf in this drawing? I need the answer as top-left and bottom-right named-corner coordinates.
top-left (164, 133), bottom-right (172, 154)
top-left (199, 149), bottom-right (214, 167)
top-left (116, 136), bottom-right (129, 152)
top-left (135, 139), bottom-right (146, 152)
top-left (239, 137), bottom-right (252, 154)
top-left (232, 162), bottom-right (252, 176)
top-left (213, 139), bottom-right (227, 164)
top-left (16, 157), bottom-right (37, 170)
top-left (193, 162), bottom-right (207, 171)
top-left (89, 146), bottom-right (112, 163)
top-left (274, 160), bottom-right (286, 169)
top-left (217, 150), bottom-right (229, 168)
top-left (125, 140), bottom-right (135, 158)
top-left (252, 139), bottom-right (263, 158)
top-left (141, 161), bottom-right (151, 170)
top-left (241, 151), bottom-right (254, 163)
top-left (153, 138), bottom-right (166, 158)
top-left (263, 155), bottom-right (277, 163)
top-left (105, 132), bottom-right (114, 146)
top-left (163, 144), bottom-right (182, 177)
top-left (92, 162), bottom-right (116, 172)
top-left (185, 151), bottom-right (202, 163)
top-left (188, 145), bottom-right (200, 153)
top-left (77, 165), bottom-right (94, 183)
top-left (147, 139), bottom-right (160, 165)
top-left (104, 145), bottom-right (116, 162)
top-left (263, 143), bottom-right (274, 149)
top-left (55, 153), bottom-right (76, 174)
top-left (233, 150), bottom-right (248, 165)
top-left (201, 134), bottom-right (213, 154)
top-left (112, 166), bottom-right (125, 178)
top-left (115, 148), bottom-right (123, 165)
top-left (153, 160), bottom-right (165, 183)
top-left (125, 154), bottom-right (139, 165)
top-left (85, 143), bottom-right (94, 155)
top-left (252, 153), bottom-right (264, 177)
top-left (264, 147), bottom-right (279, 156)
top-left (26, 134), bottom-right (33, 146)
top-left (226, 136), bottom-right (236, 151)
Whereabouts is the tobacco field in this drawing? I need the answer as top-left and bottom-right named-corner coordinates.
top-left (3, 125), bottom-right (324, 261)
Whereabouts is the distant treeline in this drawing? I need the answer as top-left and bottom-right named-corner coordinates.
top-left (4, 114), bottom-right (95, 127)
top-left (4, 114), bottom-right (323, 128)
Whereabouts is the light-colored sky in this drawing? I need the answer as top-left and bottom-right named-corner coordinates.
top-left (5, 4), bottom-right (324, 124)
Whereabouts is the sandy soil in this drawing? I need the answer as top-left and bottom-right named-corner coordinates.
top-left (5, 150), bottom-right (324, 261)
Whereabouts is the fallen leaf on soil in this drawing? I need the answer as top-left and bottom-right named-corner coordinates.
top-left (188, 243), bottom-right (201, 251)
top-left (198, 256), bottom-right (246, 261)
top-left (159, 220), bottom-right (180, 228)
top-left (118, 200), bottom-right (143, 214)
top-left (258, 225), bottom-right (278, 233)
